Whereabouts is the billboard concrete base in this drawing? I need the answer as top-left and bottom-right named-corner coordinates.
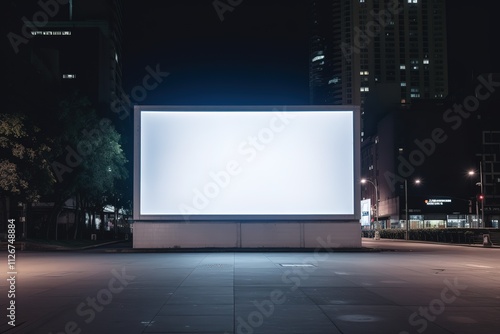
top-left (132, 222), bottom-right (361, 249)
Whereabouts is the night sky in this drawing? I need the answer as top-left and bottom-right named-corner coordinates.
top-left (1, 1), bottom-right (499, 108)
top-left (122, 0), bottom-right (310, 105)
top-left (121, 0), bottom-right (500, 106)
top-left (2, 0), bottom-right (500, 202)
top-left (445, 0), bottom-right (500, 93)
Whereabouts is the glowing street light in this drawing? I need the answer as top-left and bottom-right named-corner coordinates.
top-left (405, 179), bottom-right (421, 240)
top-left (468, 162), bottom-right (484, 227)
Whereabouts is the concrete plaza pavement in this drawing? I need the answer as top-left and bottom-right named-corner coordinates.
top-left (1, 239), bottom-right (500, 334)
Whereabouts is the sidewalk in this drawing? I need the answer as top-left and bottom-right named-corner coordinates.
top-left (5, 246), bottom-right (500, 333)
top-left (362, 237), bottom-right (500, 248)
top-left (1, 239), bottom-right (127, 251)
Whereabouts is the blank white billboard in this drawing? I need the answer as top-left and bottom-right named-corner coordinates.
top-left (134, 106), bottom-right (360, 221)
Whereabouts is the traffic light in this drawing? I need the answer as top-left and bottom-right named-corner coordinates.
top-left (478, 194), bottom-right (484, 201)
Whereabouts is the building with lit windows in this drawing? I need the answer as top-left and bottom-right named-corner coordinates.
top-left (3, 0), bottom-right (128, 238)
top-left (310, 0), bottom-right (453, 230)
top-left (309, 0), bottom-right (448, 108)
top-left (310, 0), bottom-right (360, 105)
top-left (361, 88), bottom-right (500, 230)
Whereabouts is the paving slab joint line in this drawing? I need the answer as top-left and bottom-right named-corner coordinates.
top-left (104, 247), bottom-right (382, 253)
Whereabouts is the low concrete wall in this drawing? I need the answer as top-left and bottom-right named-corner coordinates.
top-left (133, 221), bottom-right (361, 248)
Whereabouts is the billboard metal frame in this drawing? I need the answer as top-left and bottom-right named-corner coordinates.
top-left (133, 105), bottom-right (361, 222)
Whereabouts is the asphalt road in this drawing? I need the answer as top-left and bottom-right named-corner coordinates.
top-left (1, 240), bottom-right (499, 334)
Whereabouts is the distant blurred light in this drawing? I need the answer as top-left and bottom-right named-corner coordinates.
top-left (312, 55), bottom-right (325, 62)
top-left (328, 77), bottom-right (340, 85)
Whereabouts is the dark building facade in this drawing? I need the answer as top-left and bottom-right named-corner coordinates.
top-left (3, 0), bottom-right (128, 238)
top-left (310, 0), bottom-right (358, 106)
top-left (306, 1), bottom-right (493, 229)
top-left (364, 80), bottom-right (500, 229)
top-left (5, 0), bottom-right (125, 116)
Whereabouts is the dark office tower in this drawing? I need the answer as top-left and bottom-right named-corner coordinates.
top-left (9, 0), bottom-right (125, 115)
top-left (309, 1), bottom-right (450, 226)
top-left (309, 0), bottom-right (334, 104)
top-left (390, 0), bottom-right (448, 101)
top-left (310, 0), bottom-right (360, 105)
top-left (68, 0), bottom-right (125, 113)
top-left (309, 0), bottom-right (448, 106)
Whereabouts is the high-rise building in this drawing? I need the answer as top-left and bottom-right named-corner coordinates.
top-left (310, 0), bottom-right (448, 108)
top-left (310, 0), bottom-right (451, 229)
top-left (475, 73), bottom-right (500, 227)
top-left (310, 0), bottom-right (360, 106)
top-left (3, 0), bottom-right (128, 238)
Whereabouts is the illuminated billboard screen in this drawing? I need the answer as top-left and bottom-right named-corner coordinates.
top-left (134, 106), bottom-right (360, 221)
top-left (360, 199), bottom-right (371, 227)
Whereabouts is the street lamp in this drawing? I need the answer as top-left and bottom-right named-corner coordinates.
top-left (468, 161), bottom-right (484, 227)
top-left (361, 178), bottom-right (378, 231)
top-left (405, 179), bottom-right (421, 240)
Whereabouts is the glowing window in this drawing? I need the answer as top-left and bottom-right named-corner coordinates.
top-left (312, 55), bottom-right (325, 62)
